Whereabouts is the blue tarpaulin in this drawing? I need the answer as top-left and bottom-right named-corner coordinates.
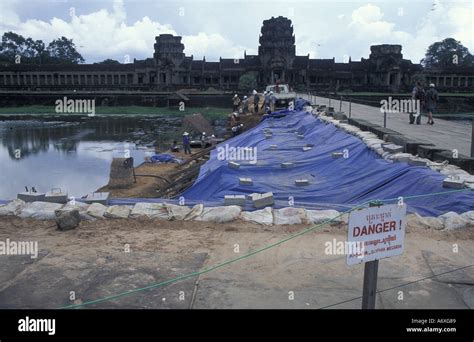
top-left (149, 153), bottom-right (182, 164)
top-left (178, 99), bottom-right (474, 216)
top-left (8, 98), bottom-right (469, 216)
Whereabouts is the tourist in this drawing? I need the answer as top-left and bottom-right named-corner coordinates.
top-left (410, 81), bottom-right (425, 125)
top-left (232, 94), bottom-right (240, 112)
top-left (425, 83), bottom-right (438, 125)
top-left (182, 132), bottom-right (191, 154)
top-left (253, 90), bottom-right (260, 114)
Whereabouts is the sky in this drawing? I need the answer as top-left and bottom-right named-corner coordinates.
top-left (0, 0), bottom-right (473, 64)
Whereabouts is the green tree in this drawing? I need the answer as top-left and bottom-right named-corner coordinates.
top-left (95, 59), bottom-right (121, 65)
top-left (0, 32), bottom-right (84, 65)
top-left (238, 72), bottom-right (257, 91)
top-left (46, 36), bottom-right (84, 64)
top-left (421, 38), bottom-right (473, 68)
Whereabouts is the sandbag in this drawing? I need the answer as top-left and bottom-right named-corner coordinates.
top-left (56, 201), bottom-right (93, 220)
top-left (273, 207), bottom-right (305, 225)
top-left (86, 203), bottom-right (107, 219)
top-left (438, 211), bottom-right (470, 230)
top-left (184, 204), bottom-right (204, 221)
top-left (460, 211), bottom-right (474, 225)
top-left (166, 204), bottom-right (191, 220)
top-left (240, 207), bottom-right (273, 225)
top-left (104, 205), bottom-right (132, 219)
top-left (305, 209), bottom-right (341, 224)
top-left (19, 201), bottom-right (64, 220)
top-left (129, 203), bottom-right (168, 219)
top-left (407, 213), bottom-right (444, 230)
top-left (195, 205), bottom-right (241, 223)
top-left (0, 199), bottom-right (26, 216)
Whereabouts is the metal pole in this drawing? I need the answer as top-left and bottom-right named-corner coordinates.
top-left (362, 259), bottom-right (379, 309)
top-left (339, 96), bottom-right (342, 112)
top-left (349, 98), bottom-right (352, 118)
top-left (361, 201), bottom-right (381, 309)
top-left (471, 118), bottom-right (474, 158)
top-left (329, 97), bottom-right (331, 108)
top-left (383, 111), bottom-right (387, 128)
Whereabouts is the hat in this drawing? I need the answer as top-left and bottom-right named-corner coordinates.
top-left (243, 96), bottom-right (247, 99)
top-left (211, 134), bottom-right (215, 138)
top-left (202, 132), bottom-right (206, 135)
top-left (183, 132), bottom-right (189, 136)
top-left (240, 124), bottom-right (243, 127)
top-left (270, 91), bottom-right (273, 95)
top-left (252, 90), bottom-right (257, 95)
top-left (234, 94), bottom-right (238, 97)
top-left (429, 83), bottom-right (435, 87)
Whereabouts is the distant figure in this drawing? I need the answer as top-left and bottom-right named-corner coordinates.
top-left (182, 132), bottom-right (191, 154)
top-left (264, 91), bottom-right (271, 111)
top-left (232, 94), bottom-right (240, 112)
top-left (269, 91), bottom-right (276, 112)
top-left (200, 132), bottom-right (207, 148)
top-left (171, 140), bottom-right (179, 152)
top-left (425, 83), bottom-right (438, 125)
top-left (253, 90), bottom-right (260, 114)
top-left (231, 125), bottom-right (238, 137)
top-left (410, 81), bottom-right (425, 125)
top-left (241, 96), bottom-right (248, 114)
top-left (209, 134), bottom-right (216, 145)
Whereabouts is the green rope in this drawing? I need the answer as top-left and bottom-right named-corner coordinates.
top-left (60, 188), bottom-right (473, 309)
top-left (60, 201), bottom-right (369, 309)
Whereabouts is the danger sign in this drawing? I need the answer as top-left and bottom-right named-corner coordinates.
top-left (347, 204), bottom-right (406, 266)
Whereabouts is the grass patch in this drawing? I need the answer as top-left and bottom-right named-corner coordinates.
top-left (0, 105), bottom-right (231, 120)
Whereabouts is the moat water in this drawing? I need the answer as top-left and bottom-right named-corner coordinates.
top-left (0, 115), bottom-right (183, 200)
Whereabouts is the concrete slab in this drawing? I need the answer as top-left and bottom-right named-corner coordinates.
top-left (224, 195), bottom-right (247, 205)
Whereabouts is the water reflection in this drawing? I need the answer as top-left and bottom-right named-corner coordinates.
top-left (0, 116), bottom-right (182, 199)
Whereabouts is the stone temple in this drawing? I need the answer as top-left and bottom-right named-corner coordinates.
top-left (1, 16), bottom-right (473, 92)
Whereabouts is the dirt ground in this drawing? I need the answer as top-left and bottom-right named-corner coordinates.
top-left (97, 149), bottom-right (199, 198)
top-left (0, 217), bottom-right (473, 309)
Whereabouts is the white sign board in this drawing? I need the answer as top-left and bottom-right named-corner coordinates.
top-left (347, 204), bottom-right (406, 266)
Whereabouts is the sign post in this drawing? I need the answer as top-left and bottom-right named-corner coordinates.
top-left (347, 201), bottom-right (407, 309)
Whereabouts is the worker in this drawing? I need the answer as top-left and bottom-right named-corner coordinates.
top-left (200, 132), bottom-right (207, 148)
top-left (171, 140), bottom-right (179, 152)
top-left (241, 96), bottom-right (248, 114)
top-left (269, 91), bottom-right (276, 112)
top-left (232, 94), bottom-right (240, 112)
top-left (264, 91), bottom-right (271, 111)
top-left (182, 132), bottom-right (191, 154)
top-left (231, 125), bottom-right (238, 137)
top-left (210, 134), bottom-right (216, 145)
top-left (253, 90), bottom-right (260, 114)
top-left (230, 112), bottom-right (238, 127)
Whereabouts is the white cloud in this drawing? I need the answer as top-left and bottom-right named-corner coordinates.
top-left (183, 32), bottom-right (255, 60)
top-left (0, 0), bottom-right (472, 65)
top-left (0, 0), bottom-right (253, 63)
top-left (344, 1), bottom-right (474, 63)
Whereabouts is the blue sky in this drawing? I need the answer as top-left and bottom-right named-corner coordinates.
top-left (0, 0), bottom-right (472, 63)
